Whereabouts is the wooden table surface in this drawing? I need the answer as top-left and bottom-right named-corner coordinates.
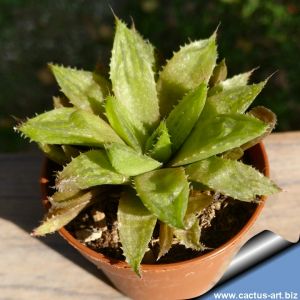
top-left (1, 132), bottom-right (299, 300)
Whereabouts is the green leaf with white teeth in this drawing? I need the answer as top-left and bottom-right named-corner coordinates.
top-left (185, 156), bottom-right (281, 201)
top-left (106, 143), bottom-right (161, 177)
top-left (157, 32), bottom-right (217, 116)
top-left (134, 168), bottom-right (190, 229)
top-left (118, 189), bottom-right (157, 276)
top-left (32, 190), bottom-right (98, 236)
top-left (145, 121), bottom-right (172, 162)
top-left (105, 96), bottom-right (146, 151)
top-left (166, 83), bottom-right (207, 152)
top-left (202, 80), bottom-right (267, 118)
top-left (208, 70), bottom-right (254, 96)
top-left (223, 105), bottom-right (277, 159)
top-left (242, 106), bottom-right (277, 150)
top-left (56, 150), bottom-right (128, 192)
top-left (158, 222), bottom-right (174, 259)
top-left (49, 64), bottom-right (109, 115)
top-left (19, 108), bottom-right (124, 147)
top-left (172, 114), bottom-right (268, 166)
top-left (184, 191), bottom-right (214, 229)
top-left (174, 219), bottom-right (205, 251)
top-left (110, 18), bottom-right (159, 131)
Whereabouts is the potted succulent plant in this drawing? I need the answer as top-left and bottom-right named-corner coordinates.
top-left (16, 17), bottom-right (280, 299)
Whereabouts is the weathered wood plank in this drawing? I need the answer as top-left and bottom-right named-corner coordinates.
top-left (0, 153), bottom-right (127, 300)
top-left (0, 132), bottom-right (299, 299)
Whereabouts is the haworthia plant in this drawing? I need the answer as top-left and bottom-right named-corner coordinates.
top-left (17, 17), bottom-right (280, 276)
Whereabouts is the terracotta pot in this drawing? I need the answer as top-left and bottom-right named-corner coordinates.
top-left (40, 142), bottom-right (269, 300)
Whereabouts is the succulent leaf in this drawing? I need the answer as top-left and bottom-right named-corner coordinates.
top-left (157, 32), bottom-right (217, 116)
top-left (33, 190), bottom-right (97, 236)
top-left (49, 190), bottom-right (85, 205)
top-left (105, 96), bottom-right (146, 151)
top-left (186, 156), bottom-right (281, 201)
top-left (56, 150), bottom-right (128, 192)
top-left (223, 106), bottom-right (276, 159)
top-left (158, 222), bottom-right (174, 259)
top-left (184, 191), bottom-right (214, 229)
top-left (209, 58), bottom-right (227, 87)
top-left (61, 145), bottom-right (81, 160)
top-left (49, 64), bottom-right (109, 115)
top-left (166, 83), bottom-right (207, 152)
top-left (145, 121), bottom-right (172, 162)
top-left (222, 147), bottom-right (244, 160)
top-left (174, 219), bottom-right (204, 251)
top-left (203, 80), bottom-right (266, 118)
top-left (118, 189), bottom-right (157, 275)
top-left (37, 144), bottom-right (80, 168)
top-left (208, 70), bottom-right (253, 96)
top-left (105, 143), bottom-right (162, 176)
top-left (19, 108), bottom-right (123, 147)
top-left (242, 106), bottom-right (277, 151)
top-left (38, 143), bottom-right (68, 165)
top-left (110, 18), bottom-right (159, 131)
top-left (134, 168), bottom-right (189, 229)
top-left (172, 114), bottom-right (268, 166)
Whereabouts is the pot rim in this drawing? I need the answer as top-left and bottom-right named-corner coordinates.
top-left (41, 142), bottom-right (269, 271)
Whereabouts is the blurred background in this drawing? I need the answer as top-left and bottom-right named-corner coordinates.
top-left (1, 0), bottom-right (299, 152)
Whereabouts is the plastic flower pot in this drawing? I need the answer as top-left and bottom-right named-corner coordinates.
top-left (40, 142), bottom-right (269, 300)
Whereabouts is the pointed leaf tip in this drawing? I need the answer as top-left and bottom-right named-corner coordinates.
top-left (157, 33), bottom-right (217, 116)
top-left (19, 108), bottom-right (123, 147)
top-left (32, 190), bottom-right (96, 236)
top-left (49, 64), bottom-right (109, 115)
top-left (111, 17), bottom-right (159, 131)
top-left (118, 189), bottom-right (157, 276)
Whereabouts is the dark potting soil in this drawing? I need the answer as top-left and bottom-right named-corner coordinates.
top-left (66, 186), bottom-right (257, 264)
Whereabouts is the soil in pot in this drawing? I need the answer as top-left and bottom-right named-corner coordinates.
top-left (65, 187), bottom-right (257, 265)
top-left (44, 149), bottom-right (258, 265)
